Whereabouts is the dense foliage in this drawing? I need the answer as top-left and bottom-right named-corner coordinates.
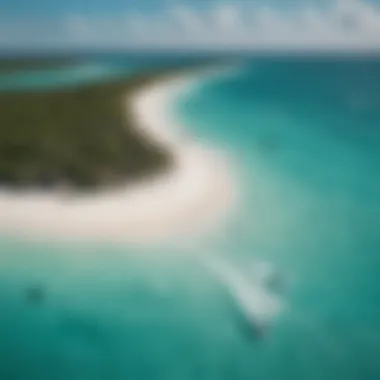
top-left (0, 71), bottom-right (174, 190)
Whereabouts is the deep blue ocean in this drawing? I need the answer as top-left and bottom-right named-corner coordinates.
top-left (0, 54), bottom-right (379, 380)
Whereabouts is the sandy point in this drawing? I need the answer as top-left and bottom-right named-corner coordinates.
top-left (0, 70), bottom-right (239, 247)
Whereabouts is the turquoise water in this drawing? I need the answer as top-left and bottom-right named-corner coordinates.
top-left (1, 56), bottom-right (380, 379)
top-left (0, 53), bottom-right (215, 91)
top-left (0, 62), bottom-right (134, 91)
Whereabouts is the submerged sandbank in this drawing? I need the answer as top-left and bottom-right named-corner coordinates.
top-left (0, 70), bottom-right (238, 246)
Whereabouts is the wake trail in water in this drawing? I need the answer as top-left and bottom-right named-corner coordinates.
top-left (181, 243), bottom-right (284, 329)
top-left (204, 255), bottom-right (283, 327)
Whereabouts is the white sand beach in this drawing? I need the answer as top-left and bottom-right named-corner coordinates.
top-left (0, 71), bottom-right (238, 246)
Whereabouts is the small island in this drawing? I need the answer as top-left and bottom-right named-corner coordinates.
top-left (0, 60), bottom-right (179, 190)
top-left (0, 57), bottom-right (235, 243)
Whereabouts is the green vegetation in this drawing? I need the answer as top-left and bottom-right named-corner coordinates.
top-left (0, 69), bottom-right (176, 190)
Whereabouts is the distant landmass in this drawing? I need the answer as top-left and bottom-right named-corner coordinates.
top-left (0, 57), bottom-right (76, 73)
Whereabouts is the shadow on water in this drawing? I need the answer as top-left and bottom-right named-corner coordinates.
top-left (234, 308), bottom-right (268, 344)
top-left (257, 135), bottom-right (283, 154)
top-left (25, 285), bottom-right (45, 305)
top-left (223, 290), bottom-right (267, 345)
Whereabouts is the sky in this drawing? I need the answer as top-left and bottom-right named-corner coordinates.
top-left (1, 0), bottom-right (380, 50)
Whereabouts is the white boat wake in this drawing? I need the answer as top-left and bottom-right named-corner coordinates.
top-left (179, 242), bottom-right (286, 335)
top-left (204, 255), bottom-right (284, 331)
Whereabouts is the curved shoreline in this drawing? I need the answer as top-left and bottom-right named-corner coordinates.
top-left (0, 70), bottom-right (238, 246)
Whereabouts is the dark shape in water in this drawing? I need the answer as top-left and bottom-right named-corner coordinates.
top-left (230, 300), bottom-right (268, 343)
top-left (25, 285), bottom-right (45, 304)
top-left (266, 272), bottom-right (287, 296)
top-left (251, 324), bottom-right (267, 341)
top-left (238, 316), bottom-right (268, 342)
top-left (259, 136), bottom-right (282, 152)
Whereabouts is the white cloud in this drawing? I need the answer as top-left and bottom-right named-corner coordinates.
top-left (125, 13), bottom-right (146, 36)
top-left (170, 5), bottom-right (204, 34)
top-left (62, 0), bottom-right (380, 50)
top-left (65, 14), bottom-right (91, 40)
top-left (3, 0), bottom-right (380, 50)
top-left (213, 4), bottom-right (240, 30)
